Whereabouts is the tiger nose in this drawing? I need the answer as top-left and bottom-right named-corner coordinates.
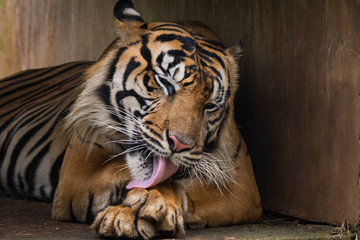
top-left (168, 135), bottom-right (193, 152)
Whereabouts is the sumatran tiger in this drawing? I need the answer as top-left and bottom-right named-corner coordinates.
top-left (0, 0), bottom-right (261, 238)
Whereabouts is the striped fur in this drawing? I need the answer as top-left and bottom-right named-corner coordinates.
top-left (0, 1), bottom-right (261, 238)
top-left (0, 62), bottom-right (93, 200)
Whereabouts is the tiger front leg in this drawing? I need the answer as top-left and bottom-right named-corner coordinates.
top-left (52, 134), bottom-right (131, 223)
top-left (92, 182), bottom-right (185, 239)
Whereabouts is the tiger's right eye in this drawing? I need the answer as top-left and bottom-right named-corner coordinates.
top-left (155, 75), bottom-right (176, 96)
top-left (204, 102), bottom-right (218, 113)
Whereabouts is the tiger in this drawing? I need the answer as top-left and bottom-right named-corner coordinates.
top-left (0, 0), bottom-right (262, 239)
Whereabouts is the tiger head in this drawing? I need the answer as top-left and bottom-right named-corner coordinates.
top-left (67, 0), bottom-right (243, 189)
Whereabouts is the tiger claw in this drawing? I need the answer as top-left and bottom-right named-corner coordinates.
top-left (91, 187), bottom-right (184, 239)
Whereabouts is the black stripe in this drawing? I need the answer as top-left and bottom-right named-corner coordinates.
top-left (106, 47), bottom-right (127, 83)
top-left (184, 65), bottom-right (197, 79)
top-left (0, 76), bottom-right (81, 121)
top-left (40, 186), bottom-right (51, 202)
top-left (0, 101), bottom-right (53, 162)
top-left (1, 88), bottom-right (75, 153)
top-left (122, 57), bottom-right (141, 89)
top-left (144, 125), bottom-right (162, 140)
top-left (28, 103), bottom-right (69, 155)
top-left (0, 62), bottom-right (80, 88)
top-left (49, 149), bottom-right (66, 199)
top-left (0, 93), bottom-right (72, 174)
top-left (204, 140), bottom-right (216, 152)
top-left (97, 84), bottom-right (112, 107)
top-left (208, 66), bottom-right (222, 80)
top-left (109, 184), bottom-right (124, 206)
top-left (140, 35), bottom-right (152, 71)
top-left (225, 89), bottom-right (231, 101)
top-left (197, 45), bottom-right (226, 69)
top-left (20, 72), bottom-right (84, 105)
top-left (0, 68), bottom-right (39, 83)
top-left (156, 52), bottom-right (167, 74)
top-left (156, 52), bottom-right (165, 66)
top-left (18, 174), bottom-right (25, 196)
top-left (116, 89), bottom-right (148, 109)
top-left (199, 42), bottom-right (224, 52)
top-left (233, 142), bottom-right (242, 160)
top-left (227, 67), bottom-right (232, 85)
top-left (143, 74), bottom-right (156, 92)
top-left (199, 58), bottom-right (209, 67)
top-left (6, 113), bottom-right (56, 190)
top-left (142, 99), bottom-right (159, 112)
top-left (25, 141), bottom-right (51, 196)
top-left (155, 34), bottom-right (195, 52)
top-left (195, 35), bottom-right (225, 49)
top-left (168, 49), bottom-right (187, 58)
top-left (140, 23), bottom-right (148, 29)
top-left (142, 131), bottom-right (163, 149)
top-left (69, 201), bottom-right (78, 222)
top-left (97, 84), bottom-right (122, 124)
top-left (86, 193), bottom-right (95, 223)
top-left (156, 76), bottom-right (175, 96)
top-left (182, 76), bottom-right (196, 87)
top-left (208, 109), bottom-right (225, 125)
top-left (0, 62), bottom-right (87, 106)
top-left (28, 98), bottom-right (74, 155)
top-left (151, 23), bottom-right (186, 31)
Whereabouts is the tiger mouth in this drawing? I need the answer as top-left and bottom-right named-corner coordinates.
top-left (126, 155), bottom-right (178, 189)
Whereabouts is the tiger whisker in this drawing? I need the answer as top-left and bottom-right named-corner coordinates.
top-left (102, 144), bottom-right (146, 165)
top-left (114, 165), bottom-right (129, 176)
top-left (93, 120), bottom-right (139, 137)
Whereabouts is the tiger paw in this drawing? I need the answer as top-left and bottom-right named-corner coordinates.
top-left (91, 187), bottom-right (185, 239)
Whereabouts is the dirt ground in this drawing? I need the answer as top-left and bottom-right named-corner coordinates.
top-left (0, 195), bottom-right (351, 240)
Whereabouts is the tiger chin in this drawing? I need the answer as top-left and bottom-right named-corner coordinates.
top-left (0, 0), bottom-right (261, 239)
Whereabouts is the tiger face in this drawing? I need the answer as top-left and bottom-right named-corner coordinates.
top-left (67, 4), bottom-right (241, 189)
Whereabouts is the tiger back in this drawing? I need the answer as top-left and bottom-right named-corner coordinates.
top-left (0, 62), bottom-right (93, 201)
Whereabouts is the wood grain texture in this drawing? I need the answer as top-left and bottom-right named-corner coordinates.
top-left (234, 0), bottom-right (360, 225)
top-left (0, 0), bottom-right (117, 78)
top-left (0, 0), bottom-right (359, 225)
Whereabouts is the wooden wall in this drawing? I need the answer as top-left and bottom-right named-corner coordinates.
top-left (0, 0), bottom-right (117, 77)
top-left (1, 0), bottom-right (359, 226)
top-left (232, 0), bottom-right (360, 225)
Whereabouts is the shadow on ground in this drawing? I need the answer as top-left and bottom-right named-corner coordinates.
top-left (0, 195), bottom-right (353, 240)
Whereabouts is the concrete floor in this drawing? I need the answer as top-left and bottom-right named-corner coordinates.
top-left (0, 195), bottom-right (352, 240)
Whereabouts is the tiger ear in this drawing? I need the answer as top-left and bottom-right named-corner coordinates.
top-left (225, 41), bottom-right (244, 91)
top-left (226, 41), bottom-right (244, 63)
top-left (113, 0), bottom-right (146, 31)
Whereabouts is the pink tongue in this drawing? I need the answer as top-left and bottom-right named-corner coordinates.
top-left (126, 156), bottom-right (178, 189)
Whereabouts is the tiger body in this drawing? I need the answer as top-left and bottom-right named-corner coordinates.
top-left (0, 1), bottom-right (261, 238)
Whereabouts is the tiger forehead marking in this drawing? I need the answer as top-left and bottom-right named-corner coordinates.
top-left (107, 24), bottom-right (230, 125)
